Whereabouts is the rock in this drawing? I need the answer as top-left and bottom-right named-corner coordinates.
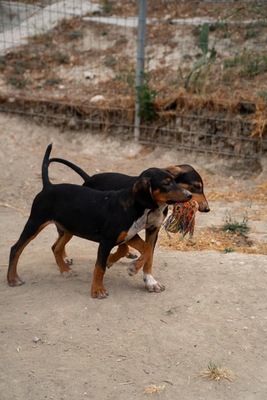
top-left (90, 95), bottom-right (105, 103)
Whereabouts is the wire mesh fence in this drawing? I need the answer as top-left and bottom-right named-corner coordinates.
top-left (0, 0), bottom-right (267, 159)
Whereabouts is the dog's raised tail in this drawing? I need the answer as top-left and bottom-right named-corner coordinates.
top-left (49, 157), bottom-right (91, 183)
top-left (42, 143), bottom-right (53, 188)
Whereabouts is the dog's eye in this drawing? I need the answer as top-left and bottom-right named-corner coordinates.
top-left (193, 183), bottom-right (202, 190)
top-left (163, 180), bottom-right (172, 188)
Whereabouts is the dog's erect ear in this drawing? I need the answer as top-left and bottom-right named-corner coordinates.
top-left (133, 177), bottom-right (158, 209)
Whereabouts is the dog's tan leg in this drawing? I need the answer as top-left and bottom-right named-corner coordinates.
top-left (52, 232), bottom-right (76, 277)
top-left (106, 243), bottom-right (129, 267)
top-left (142, 228), bottom-right (165, 292)
top-left (8, 236), bottom-right (34, 286)
top-left (52, 230), bottom-right (73, 265)
top-left (91, 242), bottom-right (114, 299)
top-left (126, 246), bottom-right (139, 259)
top-left (91, 264), bottom-right (108, 299)
top-left (61, 246), bottom-right (73, 265)
top-left (8, 222), bottom-right (50, 286)
top-left (125, 235), bottom-right (151, 276)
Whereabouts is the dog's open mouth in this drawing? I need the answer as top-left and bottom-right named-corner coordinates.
top-left (163, 200), bottom-right (199, 237)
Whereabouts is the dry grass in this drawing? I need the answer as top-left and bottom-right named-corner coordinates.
top-left (200, 363), bottom-right (235, 382)
top-left (159, 227), bottom-right (267, 255)
top-left (144, 384), bottom-right (165, 395)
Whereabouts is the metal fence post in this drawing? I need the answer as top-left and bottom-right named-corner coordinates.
top-left (134, 0), bottom-right (147, 141)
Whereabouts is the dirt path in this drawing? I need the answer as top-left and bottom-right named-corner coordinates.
top-left (0, 113), bottom-right (267, 399)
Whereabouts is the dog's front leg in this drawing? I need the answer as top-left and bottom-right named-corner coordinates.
top-left (142, 227), bottom-right (165, 293)
top-left (91, 242), bottom-right (113, 299)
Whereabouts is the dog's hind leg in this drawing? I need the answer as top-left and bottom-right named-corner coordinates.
top-left (52, 227), bottom-right (73, 266)
top-left (52, 232), bottom-right (76, 277)
top-left (106, 243), bottom-right (129, 268)
top-left (8, 219), bottom-right (50, 287)
top-left (125, 235), bottom-right (151, 277)
top-left (126, 246), bottom-right (139, 259)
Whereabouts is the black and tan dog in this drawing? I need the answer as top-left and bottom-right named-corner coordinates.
top-left (7, 144), bottom-right (192, 298)
top-left (48, 156), bottom-right (210, 292)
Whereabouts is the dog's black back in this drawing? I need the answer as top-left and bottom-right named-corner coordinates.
top-left (50, 157), bottom-right (137, 190)
top-left (49, 157), bottom-right (210, 213)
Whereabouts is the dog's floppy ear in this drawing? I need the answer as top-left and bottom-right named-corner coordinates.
top-left (133, 177), bottom-right (158, 209)
top-left (165, 165), bottom-right (183, 178)
top-left (165, 164), bottom-right (198, 183)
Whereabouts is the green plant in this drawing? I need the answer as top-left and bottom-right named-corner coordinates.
top-left (224, 54), bottom-right (240, 69)
top-left (223, 247), bottom-right (235, 253)
top-left (101, 0), bottom-right (113, 14)
top-left (115, 62), bottom-right (135, 92)
top-left (54, 52), bottom-right (70, 64)
top-left (125, 72), bottom-right (135, 89)
top-left (12, 60), bottom-right (27, 75)
top-left (116, 71), bottom-right (135, 90)
top-left (222, 213), bottom-right (249, 235)
top-left (224, 50), bottom-right (267, 78)
top-left (67, 30), bottom-right (83, 40)
top-left (257, 90), bottom-right (267, 100)
top-left (245, 29), bottom-right (260, 39)
top-left (6, 76), bottom-right (30, 89)
top-left (104, 55), bottom-right (116, 68)
top-left (136, 74), bottom-right (157, 122)
top-left (183, 23), bottom-right (217, 94)
top-left (200, 362), bottom-right (234, 382)
top-left (0, 56), bottom-right (6, 71)
top-left (30, 31), bottom-right (53, 46)
top-left (243, 55), bottom-right (267, 78)
top-left (166, 306), bottom-right (179, 316)
top-left (44, 78), bottom-right (62, 86)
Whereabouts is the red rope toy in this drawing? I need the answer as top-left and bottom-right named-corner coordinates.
top-left (163, 200), bottom-right (199, 238)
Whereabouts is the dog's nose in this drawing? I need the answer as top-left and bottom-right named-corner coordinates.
top-left (204, 205), bottom-right (210, 212)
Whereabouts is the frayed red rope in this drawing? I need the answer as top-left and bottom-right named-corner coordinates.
top-left (163, 200), bottom-right (198, 238)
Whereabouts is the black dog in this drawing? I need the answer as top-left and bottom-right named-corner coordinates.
top-left (8, 144), bottom-right (192, 299)
top-left (49, 157), bottom-right (210, 292)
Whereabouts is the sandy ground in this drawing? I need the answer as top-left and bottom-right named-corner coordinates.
top-left (0, 113), bottom-right (267, 400)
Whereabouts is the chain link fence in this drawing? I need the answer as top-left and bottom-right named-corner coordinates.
top-left (0, 0), bottom-right (267, 159)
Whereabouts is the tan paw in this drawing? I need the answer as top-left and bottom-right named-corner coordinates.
top-left (91, 286), bottom-right (109, 299)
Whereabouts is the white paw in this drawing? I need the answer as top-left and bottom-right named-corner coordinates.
top-left (143, 273), bottom-right (165, 292)
top-left (127, 257), bottom-right (143, 276)
top-left (62, 270), bottom-right (77, 278)
top-left (127, 264), bottom-right (137, 276)
top-left (64, 257), bottom-right (73, 266)
top-left (126, 252), bottom-right (139, 260)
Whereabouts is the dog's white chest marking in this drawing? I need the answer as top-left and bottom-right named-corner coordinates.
top-left (124, 209), bottom-right (150, 241)
top-left (124, 205), bottom-right (166, 242)
top-left (147, 205), bottom-right (166, 228)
